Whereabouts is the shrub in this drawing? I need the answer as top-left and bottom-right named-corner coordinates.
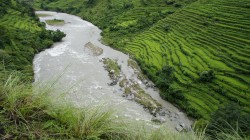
top-left (123, 2), bottom-right (134, 9)
top-left (165, 0), bottom-right (175, 5)
top-left (50, 29), bottom-right (66, 42)
top-left (163, 24), bottom-right (171, 32)
top-left (167, 11), bottom-right (175, 14)
top-left (199, 70), bottom-right (215, 82)
top-left (174, 3), bottom-right (182, 7)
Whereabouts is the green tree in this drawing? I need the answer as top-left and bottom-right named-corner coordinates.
top-left (199, 70), bottom-right (215, 82)
top-left (156, 65), bottom-right (175, 90)
top-left (86, 0), bottom-right (96, 6)
top-left (50, 29), bottom-right (66, 42)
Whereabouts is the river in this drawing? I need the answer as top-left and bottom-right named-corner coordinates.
top-left (34, 11), bottom-right (192, 131)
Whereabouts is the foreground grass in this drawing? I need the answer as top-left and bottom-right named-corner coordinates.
top-left (0, 73), bottom-right (130, 139)
top-left (0, 73), bottom-right (248, 139)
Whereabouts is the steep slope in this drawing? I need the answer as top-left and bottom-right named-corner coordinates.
top-left (34, 0), bottom-right (250, 120)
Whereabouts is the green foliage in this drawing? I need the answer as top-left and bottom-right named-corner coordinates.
top-left (38, 25), bottom-right (66, 43)
top-left (199, 70), bottom-right (215, 82)
top-left (0, 0), bottom-right (65, 81)
top-left (163, 24), bottom-right (171, 32)
top-left (206, 103), bottom-right (250, 139)
top-left (49, 29), bottom-right (66, 42)
top-left (86, 0), bottom-right (96, 6)
top-left (45, 19), bottom-right (65, 26)
top-left (156, 65), bottom-right (175, 90)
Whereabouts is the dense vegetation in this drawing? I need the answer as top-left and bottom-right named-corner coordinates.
top-left (34, 0), bottom-right (249, 122)
top-left (0, 0), bottom-right (65, 81)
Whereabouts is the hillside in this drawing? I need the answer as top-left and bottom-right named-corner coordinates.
top-left (0, 0), bottom-right (65, 81)
top-left (34, 0), bottom-right (250, 120)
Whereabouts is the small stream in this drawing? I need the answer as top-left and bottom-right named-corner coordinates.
top-left (34, 11), bottom-right (192, 131)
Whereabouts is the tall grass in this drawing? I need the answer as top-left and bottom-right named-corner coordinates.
top-left (206, 121), bottom-right (249, 140)
top-left (0, 73), bottom-right (133, 139)
top-left (0, 73), bottom-right (247, 139)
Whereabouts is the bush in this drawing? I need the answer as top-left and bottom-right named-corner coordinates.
top-left (50, 29), bottom-right (66, 42)
top-left (163, 24), bottom-right (171, 32)
top-left (123, 2), bottom-right (134, 9)
top-left (174, 3), bottom-right (182, 7)
top-left (165, 0), bottom-right (175, 5)
top-left (199, 70), bottom-right (215, 82)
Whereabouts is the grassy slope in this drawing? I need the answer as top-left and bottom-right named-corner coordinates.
top-left (34, 0), bottom-right (250, 120)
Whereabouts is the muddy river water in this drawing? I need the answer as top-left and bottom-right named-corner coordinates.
top-left (34, 11), bottom-right (192, 131)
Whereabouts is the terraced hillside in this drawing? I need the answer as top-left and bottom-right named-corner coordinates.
top-left (34, 0), bottom-right (250, 120)
top-left (0, 0), bottom-right (65, 81)
top-left (124, 0), bottom-right (250, 119)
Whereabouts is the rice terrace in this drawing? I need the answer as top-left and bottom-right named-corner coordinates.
top-left (0, 0), bottom-right (249, 139)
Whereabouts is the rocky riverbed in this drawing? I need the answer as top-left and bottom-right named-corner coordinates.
top-left (101, 57), bottom-right (192, 131)
top-left (102, 58), bottom-right (162, 115)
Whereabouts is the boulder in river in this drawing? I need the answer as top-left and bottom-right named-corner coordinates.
top-left (175, 122), bottom-right (186, 132)
top-left (158, 110), bottom-right (167, 116)
top-left (179, 122), bottom-right (185, 128)
top-left (109, 69), bottom-right (115, 74)
top-left (175, 125), bottom-right (184, 132)
top-left (108, 79), bottom-right (118, 86)
top-left (152, 116), bottom-right (166, 124)
top-left (84, 42), bottom-right (103, 56)
top-left (127, 94), bottom-right (135, 100)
